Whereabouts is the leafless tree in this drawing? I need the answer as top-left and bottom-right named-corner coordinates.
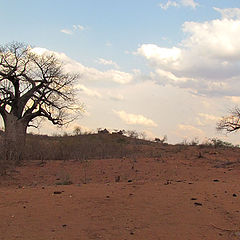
top-left (217, 107), bottom-right (240, 133)
top-left (0, 42), bottom-right (82, 162)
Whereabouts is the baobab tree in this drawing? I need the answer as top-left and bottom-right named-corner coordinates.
top-left (0, 42), bottom-right (81, 163)
top-left (217, 107), bottom-right (240, 133)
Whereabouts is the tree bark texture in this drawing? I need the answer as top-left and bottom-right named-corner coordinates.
top-left (3, 114), bottom-right (27, 163)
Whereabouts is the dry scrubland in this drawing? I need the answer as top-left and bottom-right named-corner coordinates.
top-left (1, 132), bottom-right (240, 240)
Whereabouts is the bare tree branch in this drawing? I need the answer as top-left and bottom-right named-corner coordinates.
top-left (217, 107), bottom-right (240, 133)
top-left (0, 41), bottom-right (83, 127)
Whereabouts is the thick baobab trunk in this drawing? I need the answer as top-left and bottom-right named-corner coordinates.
top-left (3, 114), bottom-right (28, 164)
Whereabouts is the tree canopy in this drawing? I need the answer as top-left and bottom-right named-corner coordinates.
top-left (0, 42), bottom-right (81, 128)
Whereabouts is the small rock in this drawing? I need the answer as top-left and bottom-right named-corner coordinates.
top-left (128, 180), bottom-right (133, 183)
top-left (62, 224), bottom-right (67, 228)
top-left (213, 179), bottom-right (219, 182)
top-left (194, 202), bottom-right (202, 206)
top-left (191, 198), bottom-right (197, 200)
top-left (53, 191), bottom-right (62, 195)
top-left (164, 180), bottom-right (171, 185)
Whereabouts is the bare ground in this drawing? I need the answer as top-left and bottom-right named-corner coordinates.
top-left (1, 145), bottom-right (240, 240)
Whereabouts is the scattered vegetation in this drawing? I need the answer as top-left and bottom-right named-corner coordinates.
top-left (0, 125), bottom-right (239, 175)
top-left (0, 129), bottom-right (157, 167)
top-left (178, 137), bottom-right (236, 148)
top-left (204, 138), bottom-right (235, 148)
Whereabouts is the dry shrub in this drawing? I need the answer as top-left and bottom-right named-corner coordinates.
top-left (0, 130), bottom-right (166, 172)
top-left (22, 132), bottom-right (158, 161)
top-left (23, 133), bottom-right (131, 161)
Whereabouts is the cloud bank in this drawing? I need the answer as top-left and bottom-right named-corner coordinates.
top-left (138, 8), bottom-right (240, 97)
top-left (32, 48), bottom-right (133, 85)
top-left (113, 110), bottom-right (158, 127)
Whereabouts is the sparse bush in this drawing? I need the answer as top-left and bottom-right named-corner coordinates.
top-left (139, 132), bottom-right (147, 140)
top-left (179, 139), bottom-right (189, 145)
top-left (208, 138), bottom-right (234, 148)
top-left (199, 138), bottom-right (235, 148)
top-left (155, 135), bottom-right (168, 144)
top-left (189, 137), bottom-right (199, 146)
top-left (127, 130), bottom-right (138, 139)
top-left (178, 137), bottom-right (199, 146)
top-left (56, 171), bottom-right (73, 185)
top-left (21, 131), bottom-right (140, 161)
top-left (73, 126), bottom-right (82, 136)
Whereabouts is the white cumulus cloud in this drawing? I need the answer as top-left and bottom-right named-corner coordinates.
top-left (97, 58), bottom-right (119, 69)
top-left (138, 9), bottom-right (240, 97)
top-left (32, 47), bottom-right (133, 85)
top-left (159, 0), bottom-right (198, 10)
top-left (181, 0), bottom-right (198, 8)
top-left (113, 110), bottom-right (158, 127)
top-left (61, 24), bottom-right (85, 35)
top-left (214, 8), bottom-right (240, 20)
top-left (159, 1), bottom-right (178, 10)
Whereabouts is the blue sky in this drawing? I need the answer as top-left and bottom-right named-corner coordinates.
top-left (1, 0), bottom-right (240, 143)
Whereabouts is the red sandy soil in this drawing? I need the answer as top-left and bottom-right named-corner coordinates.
top-left (1, 145), bottom-right (240, 240)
